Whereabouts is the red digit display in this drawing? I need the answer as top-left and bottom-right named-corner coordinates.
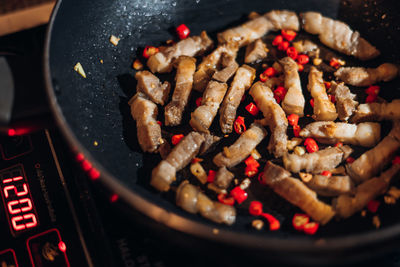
top-left (0, 164), bottom-right (39, 236)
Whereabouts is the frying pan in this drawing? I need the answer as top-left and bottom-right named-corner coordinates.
top-left (44, 0), bottom-right (400, 264)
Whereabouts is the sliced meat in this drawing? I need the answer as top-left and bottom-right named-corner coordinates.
top-left (292, 39), bottom-right (319, 56)
top-left (280, 57), bottom-right (305, 116)
top-left (304, 174), bottom-right (354, 197)
top-left (129, 93), bottom-right (162, 153)
top-left (283, 145), bottom-right (353, 173)
top-left (147, 31), bottom-right (213, 73)
top-left (334, 164), bottom-right (400, 218)
top-left (135, 71), bottom-right (171, 105)
top-left (219, 65), bottom-right (256, 134)
top-left (164, 56), bottom-right (196, 126)
top-left (301, 12), bottom-right (380, 60)
top-left (214, 167), bottom-right (235, 189)
top-left (308, 66), bottom-right (338, 121)
top-left (213, 123), bottom-right (268, 168)
top-left (265, 10), bottom-right (300, 31)
top-left (212, 54), bottom-right (239, 83)
top-left (351, 99), bottom-right (400, 123)
top-left (346, 121), bottom-right (400, 184)
top-left (190, 81), bottom-right (228, 133)
top-left (199, 133), bottom-right (221, 155)
top-left (334, 63), bottom-right (399, 87)
top-left (176, 181), bottom-right (236, 225)
top-left (244, 39), bottom-right (268, 64)
top-left (262, 161), bottom-right (335, 225)
top-left (300, 121), bottom-right (381, 147)
top-left (330, 81), bottom-right (358, 121)
top-left (249, 82), bottom-right (288, 158)
top-left (151, 132), bottom-right (205, 191)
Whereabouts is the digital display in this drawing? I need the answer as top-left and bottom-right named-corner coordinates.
top-left (0, 164), bottom-right (39, 236)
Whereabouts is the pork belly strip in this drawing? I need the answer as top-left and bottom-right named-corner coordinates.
top-left (249, 82), bottom-right (288, 158)
top-left (219, 65), bottom-right (256, 134)
top-left (334, 63), bottom-right (399, 87)
top-left (147, 31), bottom-right (213, 73)
top-left (334, 164), bottom-right (400, 218)
top-left (346, 121), bottom-right (400, 184)
top-left (135, 71), bottom-right (171, 105)
top-left (262, 161), bottom-right (335, 225)
top-left (190, 81), bottom-right (228, 133)
top-left (304, 174), bottom-right (354, 197)
top-left (176, 181), bottom-right (236, 225)
top-left (244, 39), bottom-right (268, 64)
top-left (283, 145), bottom-right (353, 174)
top-left (212, 54), bottom-right (239, 83)
top-left (330, 81), bottom-right (358, 121)
top-left (129, 94), bottom-right (162, 153)
top-left (218, 10), bottom-right (299, 47)
top-left (164, 56), bottom-right (196, 126)
top-left (213, 123), bottom-right (267, 168)
top-left (350, 99), bottom-right (400, 123)
top-left (214, 167), bottom-right (234, 189)
top-left (199, 134), bottom-right (221, 155)
top-left (308, 67), bottom-right (337, 121)
top-left (151, 132), bottom-right (205, 191)
top-left (280, 57), bottom-right (305, 116)
top-left (300, 121), bottom-right (381, 147)
top-left (293, 39), bottom-right (319, 55)
top-left (301, 12), bottom-right (380, 60)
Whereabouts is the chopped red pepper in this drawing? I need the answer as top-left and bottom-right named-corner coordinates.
top-left (207, 170), bottom-right (216, 183)
top-left (272, 35), bottom-right (283, 46)
top-left (328, 94), bottom-right (336, 103)
top-left (304, 138), bottom-right (319, 153)
top-left (346, 157), bottom-right (355, 164)
top-left (195, 97), bottom-right (203, 107)
top-left (286, 46), bottom-right (298, 60)
top-left (321, 170), bottom-right (332, 177)
top-left (142, 46), bottom-right (159, 59)
top-left (263, 67), bottom-right (277, 77)
top-left (176, 24), bottom-right (190, 39)
top-left (157, 121), bottom-right (162, 126)
top-left (191, 157), bottom-right (202, 164)
top-left (260, 213), bottom-right (281, 231)
top-left (324, 81), bottom-right (331, 89)
top-left (244, 164), bottom-right (259, 177)
top-left (297, 63), bottom-right (304, 72)
top-left (392, 156), bottom-right (400, 165)
top-left (366, 94), bottom-right (377, 103)
top-left (171, 134), bottom-right (184, 145)
top-left (310, 98), bottom-right (314, 108)
top-left (249, 201), bottom-right (263, 216)
top-left (281, 29), bottom-right (297, 41)
top-left (335, 142), bottom-right (343, 147)
top-left (329, 58), bottom-right (341, 69)
top-left (293, 125), bottom-right (301, 137)
top-left (217, 193), bottom-right (235, 206)
top-left (287, 114), bottom-right (299, 126)
top-left (257, 171), bottom-right (266, 185)
top-left (303, 222), bottom-right (319, 235)
top-left (292, 213), bottom-right (310, 231)
top-left (367, 200), bottom-right (380, 213)
top-left (234, 116), bottom-right (246, 134)
top-left (274, 86), bottom-right (287, 103)
top-left (365, 85), bottom-right (380, 95)
top-left (259, 73), bottom-right (268, 82)
top-left (278, 41), bottom-right (290, 51)
top-left (230, 186), bottom-right (248, 204)
top-left (244, 155), bottom-right (260, 168)
top-left (297, 54), bottom-right (309, 65)
top-left (245, 102), bottom-right (259, 116)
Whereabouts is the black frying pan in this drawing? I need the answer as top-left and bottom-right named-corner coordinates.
top-left (44, 0), bottom-right (400, 264)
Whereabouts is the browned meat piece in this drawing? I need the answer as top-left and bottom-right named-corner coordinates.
top-left (176, 181), bottom-right (236, 225)
top-left (301, 12), bottom-right (380, 60)
top-left (280, 57), bottom-right (305, 116)
top-left (190, 81), bottom-right (228, 133)
top-left (135, 71), bottom-right (171, 105)
top-left (164, 56), bottom-right (196, 126)
top-left (262, 162), bottom-right (335, 225)
top-left (334, 63), bottom-right (399, 87)
top-left (346, 121), bottom-right (400, 184)
top-left (300, 121), bottom-right (381, 147)
top-left (214, 167), bottom-right (234, 189)
top-left (219, 65), bottom-right (256, 133)
top-left (292, 39), bottom-right (319, 56)
top-left (147, 31), bottom-right (213, 73)
top-left (334, 164), bottom-right (400, 218)
top-left (151, 132), bottom-right (205, 191)
top-left (218, 10), bottom-right (299, 47)
top-left (330, 81), bottom-right (358, 121)
top-left (283, 145), bottom-right (353, 173)
top-left (244, 39), bottom-right (268, 63)
top-left (213, 123), bottom-right (268, 168)
top-left (129, 93), bottom-right (162, 153)
top-left (212, 54), bottom-right (239, 83)
top-left (199, 134), bottom-right (221, 155)
top-left (351, 99), bottom-right (400, 123)
top-left (304, 174), bottom-right (354, 197)
top-left (308, 67), bottom-right (338, 121)
top-left (249, 82), bottom-right (288, 158)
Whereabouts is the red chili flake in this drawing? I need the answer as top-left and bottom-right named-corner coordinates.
top-left (328, 94), bottom-right (336, 103)
top-left (156, 121), bottom-right (162, 126)
top-left (260, 213), bottom-right (281, 231)
top-left (274, 86), bottom-right (287, 101)
top-left (286, 46), bottom-right (298, 60)
top-left (365, 85), bottom-right (380, 95)
top-left (293, 125), bottom-right (301, 137)
top-left (310, 98), bottom-right (314, 108)
top-left (207, 170), bottom-right (216, 183)
top-left (244, 155), bottom-right (260, 168)
top-left (297, 63), bottom-right (304, 72)
top-left (329, 58), bottom-right (341, 69)
top-left (278, 41), bottom-right (290, 51)
top-left (324, 81), bottom-right (331, 89)
top-left (191, 157), bottom-right (202, 164)
top-left (217, 193), bottom-right (235, 206)
top-left (346, 157), bottom-right (355, 164)
top-left (257, 171), bottom-right (265, 185)
top-left (303, 222), bottom-right (319, 235)
top-left (176, 24), bottom-right (190, 39)
top-left (321, 170), bottom-right (332, 177)
top-left (366, 94), bottom-right (377, 103)
top-left (297, 54), bottom-right (309, 65)
top-left (234, 116), bottom-right (246, 134)
top-left (292, 213), bottom-right (310, 231)
top-left (287, 114), bottom-right (299, 126)
top-left (195, 97), bottom-right (203, 107)
top-left (304, 138), bottom-right (319, 153)
top-left (245, 164), bottom-right (259, 177)
top-left (335, 142), bottom-right (343, 147)
top-left (245, 102), bottom-right (259, 116)
top-left (281, 29), bottom-right (297, 41)
top-left (171, 134), bottom-right (184, 145)
top-left (272, 35), bottom-right (283, 46)
top-left (230, 186), bottom-right (248, 204)
top-left (392, 156), bottom-right (400, 165)
top-left (142, 46), bottom-right (159, 59)
top-left (249, 201), bottom-right (263, 216)
top-left (263, 67), bottom-right (277, 77)
top-left (367, 200), bottom-right (380, 213)
top-left (259, 73), bottom-right (268, 82)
